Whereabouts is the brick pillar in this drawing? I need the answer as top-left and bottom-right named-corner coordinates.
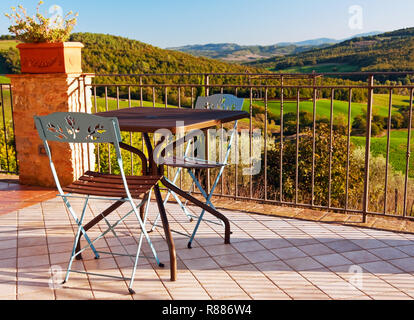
top-left (9, 73), bottom-right (95, 187)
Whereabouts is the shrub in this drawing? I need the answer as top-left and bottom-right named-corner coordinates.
top-left (5, 1), bottom-right (78, 43)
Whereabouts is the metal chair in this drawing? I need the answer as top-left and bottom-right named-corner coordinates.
top-left (34, 112), bottom-right (163, 294)
top-left (151, 94), bottom-right (244, 248)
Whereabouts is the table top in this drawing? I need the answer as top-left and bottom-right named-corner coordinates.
top-left (96, 107), bottom-right (249, 133)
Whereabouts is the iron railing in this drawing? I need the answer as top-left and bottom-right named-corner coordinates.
top-left (3, 72), bottom-right (412, 220)
top-left (84, 72), bottom-right (414, 221)
top-left (0, 82), bottom-right (17, 175)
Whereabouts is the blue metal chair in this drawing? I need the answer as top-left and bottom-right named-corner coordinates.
top-left (34, 112), bottom-right (163, 294)
top-left (151, 94), bottom-right (244, 248)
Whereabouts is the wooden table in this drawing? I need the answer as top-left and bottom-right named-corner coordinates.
top-left (96, 107), bottom-right (249, 281)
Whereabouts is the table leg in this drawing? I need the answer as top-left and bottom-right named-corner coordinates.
top-left (153, 184), bottom-right (177, 281)
top-left (143, 133), bottom-right (177, 281)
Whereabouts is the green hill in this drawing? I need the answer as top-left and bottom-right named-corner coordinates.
top-left (246, 27), bottom-right (414, 73)
top-left (168, 42), bottom-right (333, 63)
top-left (0, 33), bottom-right (261, 76)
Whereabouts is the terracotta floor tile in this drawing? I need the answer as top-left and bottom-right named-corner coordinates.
top-left (360, 261), bottom-right (403, 275)
top-left (18, 289), bottom-right (55, 300)
top-left (258, 238), bottom-right (292, 250)
top-left (284, 256), bottom-right (324, 271)
top-left (270, 247), bottom-right (307, 260)
top-left (342, 250), bottom-right (382, 264)
top-left (203, 244), bottom-right (238, 256)
top-left (176, 247), bottom-right (209, 260)
top-left (17, 254), bottom-right (50, 269)
top-left (18, 244), bottom-right (49, 258)
top-left (313, 253), bottom-right (353, 268)
top-left (182, 257), bottom-right (220, 270)
top-left (325, 240), bottom-right (363, 253)
top-left (242, 250), bottom-right (279, 264)
top-left (212, 253), bottom-right (250, 268)
top-left (297, 243), bottom-right (335, 256)
top-left (388, 257), bottom-right (414, 273)
top-left (0, 239), bottom-right (17, 250)
top-left (369, 247), bottom-right (409, 260)
top-left (231, 240), bottom-right (266, 253)
top-left (0, 247), bottom-right (17, 260)
top-left (0, 281), bottom-right (16, 297)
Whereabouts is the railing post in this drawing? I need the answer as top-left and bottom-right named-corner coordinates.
top-left (205, 74), bottom-right (209, 97)
top-left (363, 75), bottom-right (374, 223)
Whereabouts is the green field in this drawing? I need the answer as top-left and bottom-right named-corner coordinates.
top-left (273, 63), bottom-right (359, 74)
top-left (247, 95), bottom-right (400, 121)
top-left (94, 97), bottom-right (176, 111)
top-left (0, 40), bottom-right (19, 51)
top-left (352, 130), bottom-right (414, 177)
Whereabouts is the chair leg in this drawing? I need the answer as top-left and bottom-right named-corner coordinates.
top-left (150, 166), bottom-right (194, 231)
top-left (128, 227), bottom-right (145, 294)
top-left (185, 169), bottom-right (228, 247)
top-left (63, 196), bottom-right (89, 284)
top-left (75, 200), bottom-right (124, 260)
top-left (161, 177), bottom-right (231, 249)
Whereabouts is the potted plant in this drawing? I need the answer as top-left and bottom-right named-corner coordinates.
top-left (5, 1), bottom-right (82, 74)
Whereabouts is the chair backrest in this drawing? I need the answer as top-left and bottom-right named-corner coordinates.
top-left (34, 112), bottom-right (130, 197)
top-left (192, 94), bottom-right (244, 164)
top-left (195, 94), bottom-right (244, 111)
top-left (34, 112), bottom-right (121, 144)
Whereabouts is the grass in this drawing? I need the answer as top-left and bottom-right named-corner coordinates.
top-left (351, 130), bottom-right (414, 177)
top-left (0, 76), bottom-right (10, 84)
top-left (94, 96), bottom-right (176, 111)
top-left (246, 94), bottom-right (401, 122)
top-left (0, 40), bottom-right (19, 51)
top-left (0, 88), bottom-right (13, 130)
top-left (273, 63), bottom-right (359, 74)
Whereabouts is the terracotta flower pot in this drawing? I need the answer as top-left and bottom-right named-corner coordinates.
top-left (17, 42), bottom-right (84, 74)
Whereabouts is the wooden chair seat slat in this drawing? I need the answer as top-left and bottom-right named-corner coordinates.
top-left (78, 175), bottom-right (160, 185)
top-left (84, 171), bottom-right (160, 181)
top-left (62, 171), bottom-right (161, 198)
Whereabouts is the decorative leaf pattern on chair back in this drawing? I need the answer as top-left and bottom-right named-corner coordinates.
top-left (195, 94), bottom-right (244, 111)
top-left (35, 112), bottom-right (121, 143)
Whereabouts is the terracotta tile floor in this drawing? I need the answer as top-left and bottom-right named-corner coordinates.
top-left (2, 180), bottom-right (414, 299)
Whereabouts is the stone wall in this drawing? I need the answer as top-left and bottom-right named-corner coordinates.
top-left (9, 73), bottom-right (95, 187)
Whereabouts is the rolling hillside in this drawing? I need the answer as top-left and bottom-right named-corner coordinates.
top-left (0, 33), bottom-right (263, 77)
top-left (246, 28), bottom-right (414, 73)
top-left (169, 32), bottom-right (381, 63)
top-left (167, 42), bottom-right (333, 63)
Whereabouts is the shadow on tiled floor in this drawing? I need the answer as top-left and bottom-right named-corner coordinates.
top-left (1, 195), bottom-right (414, 300)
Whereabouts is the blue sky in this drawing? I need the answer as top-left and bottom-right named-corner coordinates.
top-left (1, 0), bottom-right (413, 48)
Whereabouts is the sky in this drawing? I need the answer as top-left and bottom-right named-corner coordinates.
top-left (0, 0), bottom-right (414, 48)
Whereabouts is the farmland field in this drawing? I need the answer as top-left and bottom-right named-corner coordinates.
top-left (0, 40), bottom-right (19, 51)
top-left (351, 130), bottom-right (414, 178)
top-left (248, 94), bottom-right (404, 121)
top-left (272, 63), bottom-right (359, 74)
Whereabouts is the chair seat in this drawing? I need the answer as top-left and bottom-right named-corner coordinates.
top-left (163, 156), bottom-right (226, 169)
top-left (62, 171), bottom-right (162, 198)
